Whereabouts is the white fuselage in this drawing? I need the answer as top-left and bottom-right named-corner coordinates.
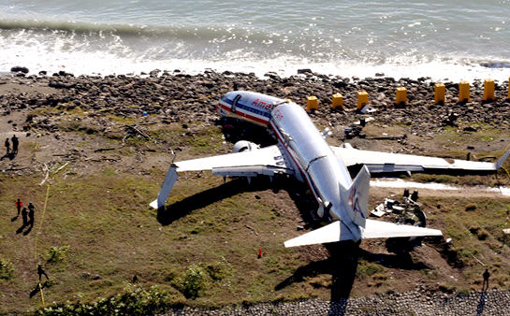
top-left (217, 91), bottom-right (362, 239)
top-left (269, 102), bottom-right (361, 239)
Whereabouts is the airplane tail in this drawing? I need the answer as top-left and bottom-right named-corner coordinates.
top-left (284, 165), bottom-right (443, 247)
top-left (341, 165), bottom-right (371, 228)
top-left (284, 166), bottom-right (371, 247)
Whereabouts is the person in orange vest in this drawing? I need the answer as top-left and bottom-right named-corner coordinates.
top-left (15, 199), bottom-right (23, 217)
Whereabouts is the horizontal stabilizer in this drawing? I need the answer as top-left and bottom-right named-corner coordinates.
top-left (361, 219), bottom-right (442, 239)
top-left (150, 165), bottom-right (178, 209)
top-left (284, 221), bottom-right (357, 247)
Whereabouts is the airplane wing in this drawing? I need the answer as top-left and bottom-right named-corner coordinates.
top-left (331, 145), bottom-right (510, 173)
top-left (284, 218), bottom-right (442, 247)
top-left (150, 144), bottom-right (293, 209)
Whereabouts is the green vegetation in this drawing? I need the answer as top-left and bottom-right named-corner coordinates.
top-left (46, 246), bottom-right (70, 264)
top-left (2, 174), bottom-right (509, 314)
top-left (0, 172), bottom-right (311, 313)
top-left (38, 285), bottom-right (175, 315)
top-left (356, 260), bottom-right (384, 279)
top-left (0, 258), bottom-right (14, 281)
top-left (174, 265), bottom-right (207, 299)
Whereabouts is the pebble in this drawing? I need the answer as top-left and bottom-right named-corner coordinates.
top-left (161, 290), bottom-right (510, 315)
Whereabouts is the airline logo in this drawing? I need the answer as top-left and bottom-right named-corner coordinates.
top-left (349, 187), bottom-right (365, 219)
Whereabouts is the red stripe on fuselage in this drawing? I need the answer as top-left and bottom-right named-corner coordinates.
top-left (218, 103), bottom-right (269, 125)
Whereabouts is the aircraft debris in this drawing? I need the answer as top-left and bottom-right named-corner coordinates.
top-left (370, 189), bottom-right (426, 228)
top-left (359, 104), bottom-right (377, 114)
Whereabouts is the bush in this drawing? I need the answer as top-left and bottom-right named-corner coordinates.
top-left (178, 265), bottom-right (206, 299)
top-left (47, 245), bottom-right (70, 263)
top-left (0, 258), bottom-right (14, 280)
top-left (205, 260), bottom-right (232, 281)
top-left (38, 285), bottom-right (170, 315)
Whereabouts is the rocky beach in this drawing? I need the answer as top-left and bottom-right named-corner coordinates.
top-left (2, 69), bottom-right (510, 136)
top-left (2, 68), bottom-right (510, 315)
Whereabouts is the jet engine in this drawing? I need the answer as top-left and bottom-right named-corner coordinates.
top-left (233, 140), bottom-right (260, 153)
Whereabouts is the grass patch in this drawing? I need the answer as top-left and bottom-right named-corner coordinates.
top-left (0, 258), bottom-right (14, 281)
top-left (0, 172), bottom-right (313, 313)
top-left (46, 246), bottom-right (70, 264)
top-left (356, 260), bottom-right (383, 279)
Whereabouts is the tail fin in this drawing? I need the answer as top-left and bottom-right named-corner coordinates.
top-left (341, 165), bottom-right (370, 228)
top-left (150, 165), bottom-right (178, 209)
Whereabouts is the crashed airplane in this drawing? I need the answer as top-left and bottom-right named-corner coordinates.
top-left (151, 91), bottom-right (510, 247)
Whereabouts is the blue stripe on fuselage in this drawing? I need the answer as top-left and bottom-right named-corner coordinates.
top-left (221, 98), bottom-right (272, 119)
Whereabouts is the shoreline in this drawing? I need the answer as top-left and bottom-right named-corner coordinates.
top-left (2, 63), bottom-right (510, 84)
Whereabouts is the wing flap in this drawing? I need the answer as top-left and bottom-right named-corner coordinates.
top-left (213, 165), bottom-right (292, 177)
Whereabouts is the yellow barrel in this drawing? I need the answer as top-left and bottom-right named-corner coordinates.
top-left (396, 87), bottom-right (407, 106)
top-left (435, 83), bottom-right (446, 104)
top-left (306, 96), bottom-right (318, 111)
top-left (483, 79), bottom-right (495, 102)
top-left (332, 93), bottom-right (343, 110)
top-left (357, 91), bottom-right (369, 110)
top-left (508, 77), bottom-right (510, 99)
top-left (459, 81), bottom-right (470, 103)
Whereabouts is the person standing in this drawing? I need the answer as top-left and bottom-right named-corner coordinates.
top-left (4, 138), bottom-right (10, 155)
top-left (28, 202), bottom-right (35, 225)
top-left (11, 135), bottom-right (19, 155)
top-left (21, 207), bottom-right (28, 226)
top-left (482, 268), bottom-right (490, 291)
top-left (37, 264), bottom-right (49, 282)
top-left (15, 198), bottom-right (23, 217)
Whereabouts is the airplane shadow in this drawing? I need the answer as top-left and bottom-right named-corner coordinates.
top-left (156, 177), bottom-right (278, 226)
top-left (218, 116), bottom-right (277, 148)
top-left (275, 242), bottom-right (360, 298)
top-left (358, 247), bottom-right (430, 270)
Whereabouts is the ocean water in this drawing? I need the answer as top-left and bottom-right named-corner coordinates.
top-left (1, 0), bottom-right (509, 81)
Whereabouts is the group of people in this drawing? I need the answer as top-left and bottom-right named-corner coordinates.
top-left (4, 134), bottom-right (19, 156)
top-left (14, 199), bottom-right (50, 290)
top-left (15, 198), bottom-right (35, 233)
